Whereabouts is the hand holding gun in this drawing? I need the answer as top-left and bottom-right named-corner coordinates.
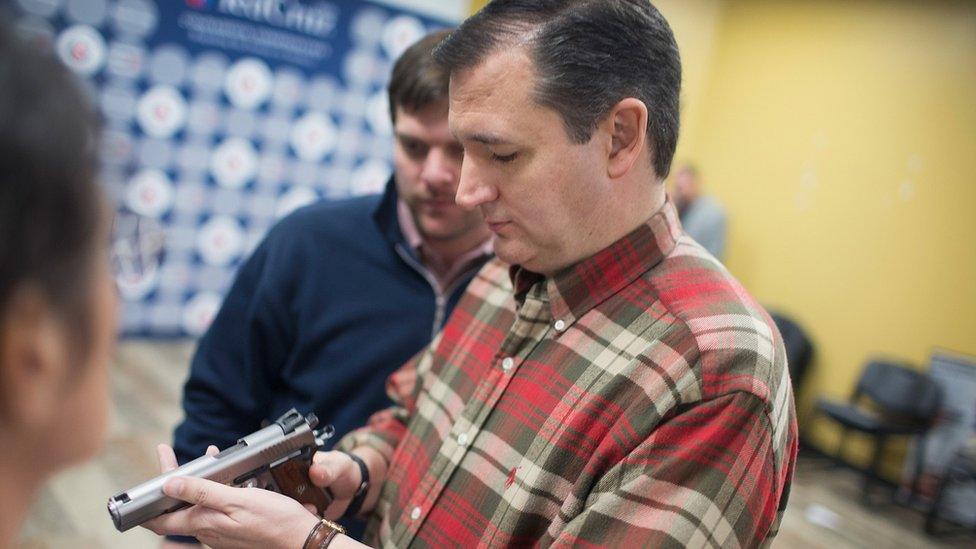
top-left (107, 408), bottom-right (334, 532)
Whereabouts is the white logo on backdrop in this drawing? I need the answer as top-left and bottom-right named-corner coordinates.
top-left (381, 15), bottom-right (425, 60)
top-left (111, 0), bottom-right (159, 38)
top-left (56, 25), bottom-right (107, 76)
top-left (197, 216), bottom-right (245, 266)
top-left (137, 85), bottom-right (188, 138)
top-left (351, 160), bottom-right (392, 196)
top-left (225, 57), bottom-right (274, 110)
top-left (126, 169), bottom-right (174, 218)
top-left (107, 41), bottom-right (147, 79)
top-left (350, 8), bottom-right (386, 47)
top-left (210, 138), bottom-right (258, 189)
top-left (290, 112), bottom-right (338, 162)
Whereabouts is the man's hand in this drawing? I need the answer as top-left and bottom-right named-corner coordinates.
top-left (142, 444), bottom-right (319, 549)
top-left (307, 451), bottom-right (364, 520)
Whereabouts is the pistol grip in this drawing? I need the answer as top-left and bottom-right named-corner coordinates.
top-left (271, 459), bottom-right (333, 515)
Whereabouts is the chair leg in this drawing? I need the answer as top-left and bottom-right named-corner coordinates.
top-left (909, 436), bottom-right (928, 508)
top-left (862, 435), bottom-right (886, 505)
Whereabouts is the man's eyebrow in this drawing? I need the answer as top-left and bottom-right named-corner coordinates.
top-left (460, 132), bottom-right (511, 146)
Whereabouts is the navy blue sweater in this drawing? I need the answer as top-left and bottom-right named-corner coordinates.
top-left (173, 177), bottom-right (486, 468)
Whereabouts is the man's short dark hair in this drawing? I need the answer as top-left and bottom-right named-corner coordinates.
top-left (0, 20), bottom-right (103, 331)
top-left (434, 0), bottom-right (681, 179)
top-left (388, 29), bottom-right (453, 123)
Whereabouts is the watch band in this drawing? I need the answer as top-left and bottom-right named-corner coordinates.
top-left (303, 518), bottom-right (345, 549)
top-left (341, 451), bottom-right (370, 519)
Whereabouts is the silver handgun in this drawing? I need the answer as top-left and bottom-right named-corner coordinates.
top-left (107, 408), bottom-right (334, 532)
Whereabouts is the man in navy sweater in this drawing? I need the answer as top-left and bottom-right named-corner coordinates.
top-left (165, 31), bottom-right (491, 544)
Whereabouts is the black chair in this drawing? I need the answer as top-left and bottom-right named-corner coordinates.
top-left (815, 359), bottom-right (943, 504)
top-left (769, 312), bottom-right (814, 394)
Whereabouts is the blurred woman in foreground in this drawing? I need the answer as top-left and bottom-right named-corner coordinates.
top-left (0, 20), bottom-right (117, 547)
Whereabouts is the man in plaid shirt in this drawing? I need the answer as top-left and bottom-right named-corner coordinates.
top-left (147, 1), bottom-right (797, 547)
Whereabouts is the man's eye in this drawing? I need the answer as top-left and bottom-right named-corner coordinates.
top-left (403, 141), bottom-right (428, 158)
top-left (491, 152), bottom-right (518, 163)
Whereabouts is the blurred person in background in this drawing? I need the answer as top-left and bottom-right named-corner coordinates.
top-left (0, 20), bottom-right (117, 547)
top-left (671, 164), bottom-right (727, 260)
top-left (165, 30), bottom-right (491, 544)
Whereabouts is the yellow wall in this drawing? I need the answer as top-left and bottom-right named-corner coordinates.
top-left (466, 0), bottom-right (976, 478)
top-left (684, 0), bottom-right (976, 478)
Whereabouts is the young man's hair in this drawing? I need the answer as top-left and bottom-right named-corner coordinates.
top-left (388, 29), bottom-right (453, 123)
top-left (434, 0), bottom-right (681, 179)
top-left (0, 20), bottom-right (103, 333)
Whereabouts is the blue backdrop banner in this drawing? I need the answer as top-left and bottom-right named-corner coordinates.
top-left (4, 0), bottom-right (450, 337)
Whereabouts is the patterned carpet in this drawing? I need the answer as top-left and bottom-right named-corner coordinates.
top-left (16, 341), bottom-right (976, 548)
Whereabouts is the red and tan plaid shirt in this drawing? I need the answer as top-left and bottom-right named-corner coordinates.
top-left (338, 199), bottom-right (798, 548)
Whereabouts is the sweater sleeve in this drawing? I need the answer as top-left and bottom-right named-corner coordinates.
top-left (333, 331), bottom-right (441, 467)
top-left (172, 235), bottom-right (295, 464)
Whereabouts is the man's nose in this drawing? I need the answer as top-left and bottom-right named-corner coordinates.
top-left (420, 147), bottom-right (458, 190)
top-left (455, 159), bottom-right (497, 211)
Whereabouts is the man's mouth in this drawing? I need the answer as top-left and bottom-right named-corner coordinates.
top-left (421, 198), bottom-right (456, 208)
top-left (486, 220), bottom-right (510, 233)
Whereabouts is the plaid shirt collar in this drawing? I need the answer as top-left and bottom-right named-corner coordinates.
top-left (510, 196), bottom-right (681, 329)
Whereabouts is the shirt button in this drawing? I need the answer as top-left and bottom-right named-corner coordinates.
top-left (554, 319), bottom-right (566, 332)
top-left (457, 433), bottom-right (468, 446)
top-left (501, 357), bottom-right (514, 371)
top-left (410, 506), bottom-right (421, 520)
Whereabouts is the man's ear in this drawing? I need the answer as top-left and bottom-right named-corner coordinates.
top-left (603, 97), bottom-right (649, 180)
top-left (0, 285), bottom-right (67, 431)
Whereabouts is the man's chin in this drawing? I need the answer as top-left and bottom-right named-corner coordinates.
top-left (419, 225), bottom-right (472, 243)
top-left (493, 241), bottom-right (532, 268)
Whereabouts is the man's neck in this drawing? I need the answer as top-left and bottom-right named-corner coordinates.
top-left (537, 182), bottom-right (665, 278)
top-left (419, 232), bottom-right (492, 291)
top-left (397, 201), bottom-right (492, 290)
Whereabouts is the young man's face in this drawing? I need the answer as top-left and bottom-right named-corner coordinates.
top-left (450, 50), bottom-right (612, 275)
top-left (392, 102), bottom-right (486, 246)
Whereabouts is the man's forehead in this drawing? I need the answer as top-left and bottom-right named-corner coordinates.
top-left (449, 48), bottom-right (534, 100)
top-left (393, 104), bottom-right (457, 144)
top-left (447, 49), bottom-right (537, 141)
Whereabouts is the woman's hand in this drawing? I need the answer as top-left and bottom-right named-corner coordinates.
top-left (142, 444), bottom-right (320, 549)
